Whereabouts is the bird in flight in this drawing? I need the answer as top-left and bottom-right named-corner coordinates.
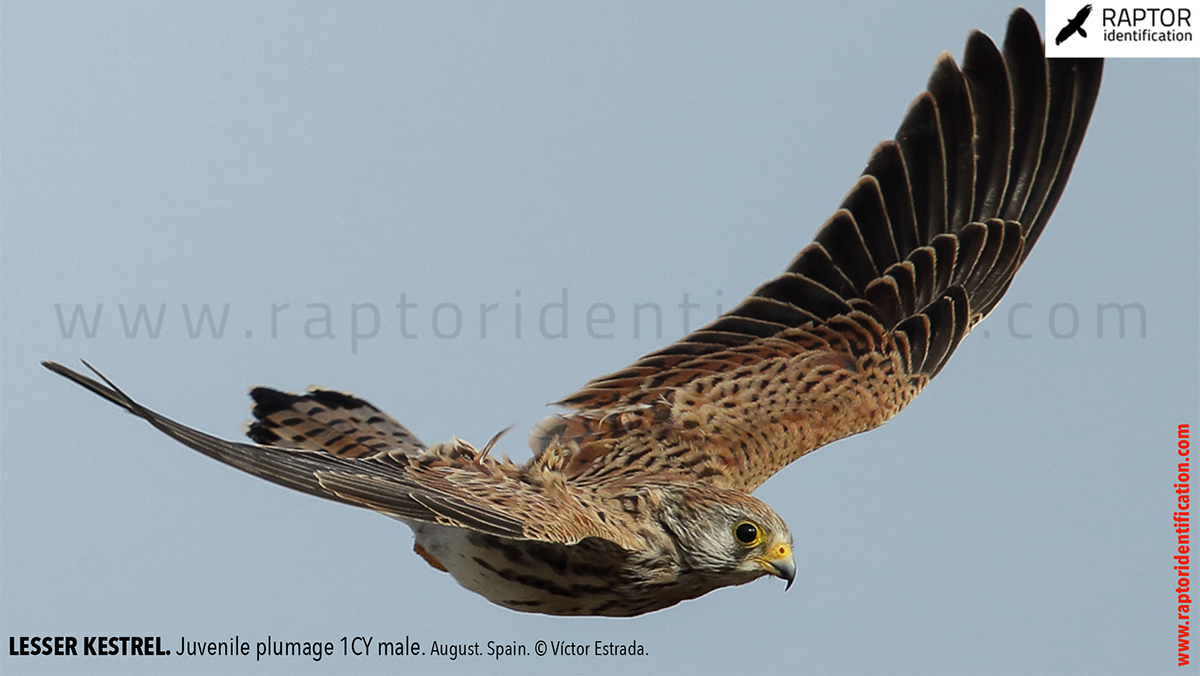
top-left (46, 9), bottom-right (1102, 617)
top-left (1056, 4), bottom-right (1093, 45)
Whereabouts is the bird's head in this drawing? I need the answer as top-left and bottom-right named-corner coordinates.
top-left (657, 485), bottom-right (795, 590)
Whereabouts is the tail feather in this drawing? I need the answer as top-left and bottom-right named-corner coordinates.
top-left (246, 386), bottom-right (426, 458)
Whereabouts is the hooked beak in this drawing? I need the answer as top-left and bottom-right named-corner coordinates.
top-left (758, 543), bottom-right (796, 591)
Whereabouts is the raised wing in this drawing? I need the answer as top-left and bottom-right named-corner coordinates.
top-left (531, 10), bottom-right (1103, 493)
top-left (43, 361), bottom-right (636, 548)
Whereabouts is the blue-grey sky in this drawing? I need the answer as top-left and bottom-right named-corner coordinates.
top-left (2, 2), bottom-right (1196, 674)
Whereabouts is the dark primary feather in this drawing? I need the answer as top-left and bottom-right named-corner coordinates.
top-left (538, 9), bottom-right (1103, 491)
top-left (44, 9), bottom-right (1103, 545)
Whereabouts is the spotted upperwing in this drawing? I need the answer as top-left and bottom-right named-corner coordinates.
top-left (528, 9), bottom-right (1103, 493)
top-left (43, 8), bottom-right (1102, 555)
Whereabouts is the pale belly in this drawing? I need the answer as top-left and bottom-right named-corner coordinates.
top-left (403, 521), bottom-right (725, 616)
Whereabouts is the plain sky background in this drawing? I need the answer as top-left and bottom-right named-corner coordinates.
top-left (2, 2), bottom-right (1197, 674)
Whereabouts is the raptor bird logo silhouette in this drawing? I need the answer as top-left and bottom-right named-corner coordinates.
top-left (46, 9), bottom-right (1103, 617)
top-left (1057, 4), bottom-right (1093, 44)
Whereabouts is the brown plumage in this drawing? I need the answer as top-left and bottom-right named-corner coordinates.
top-left (44, 9), bottom-right (1102, 616)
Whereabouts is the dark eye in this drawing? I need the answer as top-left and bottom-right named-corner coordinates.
top-left (734, 521), bottom-right (762, 547)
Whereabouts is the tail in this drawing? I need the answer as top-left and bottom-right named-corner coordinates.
top-left (42, 360), bottom-right (416, 505)
top-left (245, 386), bottom-right (426, 458)
top-left (43, 360), bottom-right (532, 539)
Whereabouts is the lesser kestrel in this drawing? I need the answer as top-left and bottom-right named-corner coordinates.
top-left (45, 9), bottom-right (1103, 616)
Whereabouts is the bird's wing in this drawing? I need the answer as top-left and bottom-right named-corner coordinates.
top-left (1075, 4), bottom-right (1093, 23)
top-left (43, 361), bottom-right (639, 548)
top-left (530, 9), bottom-right (1103, 493)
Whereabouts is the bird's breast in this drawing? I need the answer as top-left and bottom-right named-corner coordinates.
top-left (405, 521), bottom-right (721, 616)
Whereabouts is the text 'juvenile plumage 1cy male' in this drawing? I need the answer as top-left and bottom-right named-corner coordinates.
top-left (46, 8), bottom-right (1102, 617)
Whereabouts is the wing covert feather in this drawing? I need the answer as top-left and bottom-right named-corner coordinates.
top-left (536, 10), bottom-right (1102, 492)
top-left (42, 361), bottom-right (636, 548)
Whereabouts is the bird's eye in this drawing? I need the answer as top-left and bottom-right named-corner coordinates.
top-left (734, 521), bottom-right (763, 547)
